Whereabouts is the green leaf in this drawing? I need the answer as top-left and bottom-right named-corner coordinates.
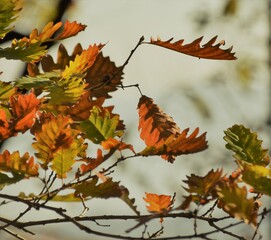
top-left (0, 0), bottom-right (21, 39)
top-left (242, 163), bottom-right (271, 196)
top-left (15, 72), bottom-right (58, 89)
top-left (80, 106), bottom-right (123, 144)
top-left (74, 176), bottom-right (139, 214)
top-left (50, 143), bottom-right (77, 179)
top-left (224, 124), bottom-right (270, 166)
top-left (47, 76), bottom-right (86, 105)
top-left (0, 42), bottom-right (47, 62)
top-left (0, 172), bottom-right (24, 190)
top-left (0, 81), bottom-right (16, 101)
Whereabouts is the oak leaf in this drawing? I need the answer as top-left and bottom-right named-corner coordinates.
top-left (144, 193), bottom-right (173, 213)
top-left (0, 81), bottom-right (16, 101)
top-left (0, 150), bottom-right (38, 189)
top-left (0, 0), bottom-right (21, 39)
top-left (101, 137), bottom-right (135, 154)
top-left (85, 52), bottom-right (124, 99)
top-left (147, 36), bottom-right (236, 60)
top-left (242, 163), bottom-right (271, 196)
top-left (0, 109), bottom-right (10, 140)
top-left (138, 95), bottom-right (207, 162)
top-left (80, 106), bottom-right (123, 144)
top-left (61, 44), bottom-right (100, 79)
top-left (224, 124), bottom-right (270, 166)
top-left (10, 92), bottom-right (40, 132)
top-left (51, 143), bottom-right (78, 178)
top-left (74, 175), bottom-right (139, 214)
top-left (217, 181), bottom-right (258, 226)
top-left (32, 114), bottom-right (75, 168)
top-left (181, 169), bottom-right (223, 207)
top-left (0, 21), bottom-right (86, 62)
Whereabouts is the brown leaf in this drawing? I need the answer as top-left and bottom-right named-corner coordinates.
top-left (181, 169), bottom-right (223, 207)
top-left (85, 52), bottom-right (124, 99)
top-left (147, 36), bottom-right (236, 60)
top-left (41, 43), bottom-right (83, 73)
top-left (138, 95), bottom-right (207, 162)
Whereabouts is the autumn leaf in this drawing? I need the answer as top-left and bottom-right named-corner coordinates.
top-left (217, 181), bottom-right (258, 226)
top-left (41, 44), bottom-right (83, 72)
top-left (66, 92), bottom-right (105, 121)
top-left (242, 163), bottom-right (271, 196)
top-left (10, 92), bottom-right (40, 132)
top-left (74, 176), bottom-right (139, 214)
top-left (85, 52), bottom-right (124, 99)
top-left (0, 40), bottom-right (47, 62)
top-left (0, 150), bottom-right (38, 176)
top-left (0, 150), bottom-right (38, 188)
top-left (0, 81), bottom-right (16, 101)
top-left (146, 36), bottom-right (236, 60)
top-left (46, 76), bottom-right (87, 105)
top-left (80, 106), bottom-right (123, 144)
top-left (224, 124), bottom-right (270, 166)
top-left (54, 21), bottom-right (86, 40)
top-left (61, 44), bottom-right (100, 79)
top-left (180, 169), bottom-right (223, 208)
top-left (50, 142), bottom-right (78, 178)
top-left (41, 45), bottom-right (120, 99)
top-left (138, 95), bottom-right (207, 162)
top-left (0, 109), bottom-right (11, 140)
top-left (101, 137), bottom-right (135, 154)
top-left (0, 0), bottom-right (21, 39)
top-left (32, 114), bottom-right (75, 169)
top-left (0, 21), bottom-right (86, 62)
top-left (144, 193), bottom-right (173, 213)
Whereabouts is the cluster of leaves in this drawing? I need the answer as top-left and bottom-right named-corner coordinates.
top-left (0, 1), bottom-right (269, 240)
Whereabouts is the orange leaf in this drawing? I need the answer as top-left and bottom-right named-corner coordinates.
top-left (143, 192), bottom-right (173, 222)
top-left (79, 149), bottom-right (105, 174)
top-left (147, 36), bottom-right (236, 60)
top-left (54, 21), bottom-right (86, 40)
top-left (101, 137), bottom-right (135, 153)
top-left (29, 22), bottom-right (62, 43)
top-left (32, 113), bottom-right (75, 168)
top-left (10, 92), bottom-right (40, 132)
top-left (0, 150), bottom-right (39, 177)
top-left (0, 109), bottom-right (10, 140)
top-left (138, 95), bottom-right (207, 162)
top-left (26, 21), bottom-right (86, 43)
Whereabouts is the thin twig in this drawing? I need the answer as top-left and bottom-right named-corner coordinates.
top-left (88, 36), bottom-right (145, 95)
top-left (1, 225), bottom-right (27, 240)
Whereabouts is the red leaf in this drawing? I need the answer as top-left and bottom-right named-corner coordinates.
top-left (147, 36), bottom-right (236, 60)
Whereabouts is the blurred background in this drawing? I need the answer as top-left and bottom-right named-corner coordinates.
top-left (0, 0), bottom-right (270, 239)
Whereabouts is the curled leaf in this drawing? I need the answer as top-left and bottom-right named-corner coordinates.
top-left (138, 95), bottom-right (207, 162)
top-left (147, 36), bottom-right (236, 60)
